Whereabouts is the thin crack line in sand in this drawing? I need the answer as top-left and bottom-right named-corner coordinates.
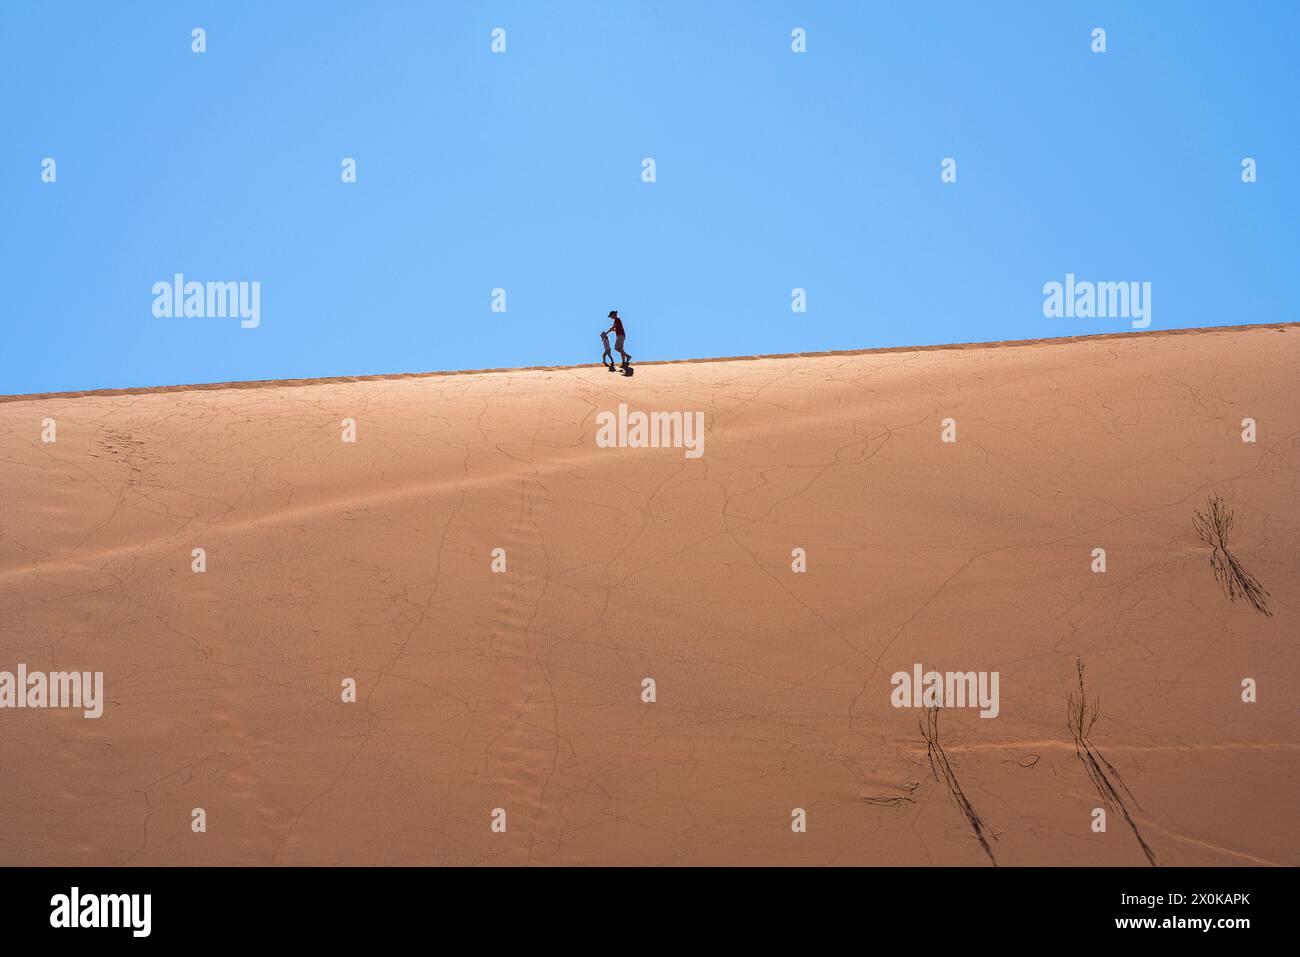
top-left (0, 455), bottom-right (635, 583)
top-left (902, 740), bottom-right (1300, 755)
top-left (1, 406), bottom-right (881, 584)
top-left (1130, 818), bottom-right (1285, 868)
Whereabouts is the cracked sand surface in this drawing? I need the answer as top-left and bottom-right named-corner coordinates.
top-left (0, 324), bottom-right (1296, 865)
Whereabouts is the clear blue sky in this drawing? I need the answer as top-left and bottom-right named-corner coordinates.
top-left (2, 1), bottom-right (1296, 395)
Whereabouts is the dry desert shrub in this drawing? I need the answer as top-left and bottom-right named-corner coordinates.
top-left (1067, 659), bottom-right (1157, 866)
top-left (920, 706), bottom-right (997, 865)
top-left (1194, 495), bottom-right (1272, 616)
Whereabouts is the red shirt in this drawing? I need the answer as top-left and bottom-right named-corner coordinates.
top-left (611, 316), bottom-right (625, 336)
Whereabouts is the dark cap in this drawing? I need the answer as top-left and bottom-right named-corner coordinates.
top-left (608, 310), bottom-right (618, 318)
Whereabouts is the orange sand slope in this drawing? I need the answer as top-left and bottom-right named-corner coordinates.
top-left (1, 324), bottom-right (1296, 866)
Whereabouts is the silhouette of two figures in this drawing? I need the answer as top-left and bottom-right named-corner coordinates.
top-left (601, 310), bottom-right (633, 375)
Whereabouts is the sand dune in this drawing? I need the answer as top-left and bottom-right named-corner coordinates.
top-left (1, 324), bottom-right (1296, 866)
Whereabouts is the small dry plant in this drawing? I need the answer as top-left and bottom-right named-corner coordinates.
top-left (1067, 658), bottom-right (1156, 866)
top-left (920, 706), bottom-right (997, 865)
top-left (1194, 495), bottom-right (1271, 616)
